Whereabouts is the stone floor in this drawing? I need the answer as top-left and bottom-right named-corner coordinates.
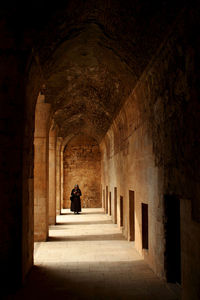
top-left (7, 208), bottom-right (180, 300)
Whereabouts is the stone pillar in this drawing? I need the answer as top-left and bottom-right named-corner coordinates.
top-left (56, 137), bottom-right (62, 215)
top-left (34, 98), bottom-right (51, 241)
top-left (48, 127), bottom-right (56, 225)
top-left (60, 149), bottom-right (64, 210)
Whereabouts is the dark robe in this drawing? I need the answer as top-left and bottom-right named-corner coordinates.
top-left (70, 188), bottom-right (82, 213)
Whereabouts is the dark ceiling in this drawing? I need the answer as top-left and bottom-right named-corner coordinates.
top-left (1, 0), bottom-right (185, 141)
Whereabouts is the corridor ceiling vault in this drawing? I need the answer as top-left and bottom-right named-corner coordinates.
top-left (2, 1), bottom-right (200, 299)
top-left (16, 0), bottom-right (183, 141)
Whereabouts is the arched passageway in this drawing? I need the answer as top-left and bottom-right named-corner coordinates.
top-left (1, 2), bottom-right (200, 300)
top-left (63, 135), bottom-right (101, 209)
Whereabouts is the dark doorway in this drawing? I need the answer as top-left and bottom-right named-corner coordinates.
top-left (114, 187), bottom-right (117, 224)
top-left (142, 203), bottom-right (148, 249)
top-left (164, 195), bottom-right (181, 284)
top-left (109, 192), bottom-right (112, 216)
top-left (129, 190), bottom-right (135, 241)
top-left (106, 186), bottom-right (108, 214)
top-left (120, 196), bottom-right (123, 227)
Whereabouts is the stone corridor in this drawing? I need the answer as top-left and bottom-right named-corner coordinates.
top-left (7, 209), bottom-right (179, 300)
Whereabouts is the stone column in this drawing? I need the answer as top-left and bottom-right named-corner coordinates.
top-left (56, 137), bottom-right (62, 215)
top-left (48, 127), bottom-right (56, 225)
top-left (34, 98), bottom-right (51, 241)
top-left (60, 149), bottom-right (64, 210)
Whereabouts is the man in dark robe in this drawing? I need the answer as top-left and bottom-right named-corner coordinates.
top-left (70, 184), bottom-right (82, 214)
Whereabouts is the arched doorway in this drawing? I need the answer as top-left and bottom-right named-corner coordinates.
top-left (63, 135), bottom-right (101, 209)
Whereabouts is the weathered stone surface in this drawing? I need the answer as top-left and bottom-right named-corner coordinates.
top-left (34, 102), bottom-right (51, 241)
top-left (48, 125), bottom-right (56, 225)
top-left (56, 137), bottom-right (63, 215)
top-left (0, 2), bottom-right (200, 300)
top-left (101, 6), bottom-right (200, 299)
top-left (63, 135), bottom-right (101, 208)
top-left (31, 0), bottom-right (183, 142)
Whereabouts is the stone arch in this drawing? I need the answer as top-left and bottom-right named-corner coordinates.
top-left (0, 3), bottom-right (199, 299)
top-left (63, 134), bottom-right (101, 209)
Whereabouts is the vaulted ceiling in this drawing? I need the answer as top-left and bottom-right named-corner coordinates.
top-left (3, 0), bottom-right (184, 141)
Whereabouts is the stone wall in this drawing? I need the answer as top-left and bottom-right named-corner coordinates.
top-left (48, 125), bottom-right (56, 225)
top-left (180, 198), bottom-right (200, 300)
top-left (101, 102), bottom-right (164, 277)
top-left (63, 135), bottom-right (101, 208)
top-left (101, 6), bottom-right (200, 299)
top-left (22, 60), bottom-right (46, 282)
top-left (34, 100), bottom-right (51, 241)
top-left (0, 20), bottom-right (31, 291)
top-left (0, 4), bottom-right (199, 300)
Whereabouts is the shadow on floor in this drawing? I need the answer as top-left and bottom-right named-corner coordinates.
top-left (47, 233), bottom-right (125, 242)
top-left (54, 220), bottom-right (113, 226)
top-left (61, 211), bottom-right (104, 216)
top-left (5, 261), bottom-right (179, 300)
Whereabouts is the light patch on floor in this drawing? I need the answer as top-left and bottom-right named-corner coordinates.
top-left (8, 209), bottom-right (179, 300)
